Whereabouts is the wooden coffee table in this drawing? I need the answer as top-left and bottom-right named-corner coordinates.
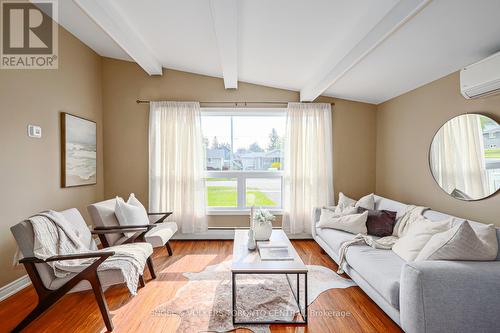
top-left (231, 229), bottom-right (308, 325)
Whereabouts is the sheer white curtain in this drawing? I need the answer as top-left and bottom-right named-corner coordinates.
top-left (430, 114), bottom-right (489, 199)
top-left (283, 103), bottom-right (334, 235)
top-left (149, 101), bottom-right (207, 233)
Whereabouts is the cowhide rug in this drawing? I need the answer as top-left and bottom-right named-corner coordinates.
top-left (153, 260), bottom-right (356, 333)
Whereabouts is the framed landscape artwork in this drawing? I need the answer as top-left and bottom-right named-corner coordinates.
top-left (60, 113), bottom-right (97, 187)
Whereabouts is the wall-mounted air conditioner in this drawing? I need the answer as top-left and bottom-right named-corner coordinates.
top-left (460, 51), bottom-right (500, 99)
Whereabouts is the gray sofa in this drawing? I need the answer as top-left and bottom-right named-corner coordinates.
top-left (312, 195), bottom-right (500, 333)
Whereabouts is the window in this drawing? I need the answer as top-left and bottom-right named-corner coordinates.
top-left (201, 109), bottom-right (286, 212)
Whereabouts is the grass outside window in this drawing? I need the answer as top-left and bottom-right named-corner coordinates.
top-left (206, 186), bottom-right (277, 207)
top-left (485, 148), bottom-right (500, 158)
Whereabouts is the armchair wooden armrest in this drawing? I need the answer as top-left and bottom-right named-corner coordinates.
top-left (93, 224), bottom-right (157, 231)
top-left (91, 226), bottom-right (153, 247)
top-left (19, 251), bottom-right (115, 264)
top-left (18, 256), bottom-right (46, 264)
top-left (147, 212), bottom-right (172, 224)
top-left (91, 226), bottom-right (151, 234)
top-left (46, 251), bottom-right (115, 262)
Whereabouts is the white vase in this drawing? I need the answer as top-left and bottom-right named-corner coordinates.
top-left (247, 229), bottom-right (256, 250)
top-left (253, 221), bottom-right (272, 241)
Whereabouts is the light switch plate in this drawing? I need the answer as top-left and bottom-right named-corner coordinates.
top-left (27, 124), bottom-right (42, 138)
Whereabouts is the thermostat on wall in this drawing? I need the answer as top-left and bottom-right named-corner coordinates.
top-left (27, 124), bottom-right (42, 138)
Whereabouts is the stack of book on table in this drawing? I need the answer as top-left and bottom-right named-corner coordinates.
top-left (257, 242), bottom-right (293, 260)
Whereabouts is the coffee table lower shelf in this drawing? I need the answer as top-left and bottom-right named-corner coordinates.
top-left (231, 270), bottom-right (308, 325)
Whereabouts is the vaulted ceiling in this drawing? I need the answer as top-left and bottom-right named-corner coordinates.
top-left (46, 0), bottom-right (500, 104)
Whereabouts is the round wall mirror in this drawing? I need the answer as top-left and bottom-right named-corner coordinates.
top-left (429, 113), bottom-right (500, 201)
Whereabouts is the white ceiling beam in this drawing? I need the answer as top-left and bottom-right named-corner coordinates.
top-left (74, 0), bottom-right (162, 75)
top-left (300, 0), bottom-right (432, 101)
top-left (209, 0), bottom-right (238, 89)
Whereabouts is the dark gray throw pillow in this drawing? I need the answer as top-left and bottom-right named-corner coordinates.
top-left (357, 207), bottom-right (397, 237)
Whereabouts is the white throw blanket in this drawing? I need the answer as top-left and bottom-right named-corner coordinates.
top-left (392, 205), bottom-right (428, 237)
top-left (336, 205), bottom-right (427, 274)
top-left (17, 212), bottom-right (152, 295)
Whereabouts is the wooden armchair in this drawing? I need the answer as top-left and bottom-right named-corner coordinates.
top-left (88, 199), bottom-right (177, 256)
top-left (10, 208), bottom-right (156, 332)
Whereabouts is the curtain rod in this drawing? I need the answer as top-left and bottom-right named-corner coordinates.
top-left (136, 99), bottom-right (334, 107)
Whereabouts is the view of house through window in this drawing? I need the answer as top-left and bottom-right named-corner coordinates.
top-left (201, 109), bottom-right (286, 211)
top-left (481, 116), bottom-right (500, 192)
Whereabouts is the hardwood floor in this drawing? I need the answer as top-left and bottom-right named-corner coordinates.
top-left (0, 240), bottom-right (402, 333)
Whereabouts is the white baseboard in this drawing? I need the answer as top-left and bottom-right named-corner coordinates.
top-left (172, 228), bottom-right (313, 240)
top-left (287, 233), bottom-right (313, 240)
top-left (0, 275), bottom-right (31, 302)
top-left (172, 229), bottom-right (235, 240)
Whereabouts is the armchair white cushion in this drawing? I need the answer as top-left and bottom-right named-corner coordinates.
top-left (88, 197), bottom-right (178, 251)
top-left (144, 221), bottom-right (178, 247)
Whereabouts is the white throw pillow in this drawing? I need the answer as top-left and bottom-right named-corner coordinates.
top-left (115, 193), bottom-right (150, 236)
top-left (355, 193), bottom-right (375, 210)
top-left (333, 205), bottom-right (358, 215)
top-left (470, 222), bottom-right (499, 248)
top-left (323, 206), bottom-right (357, 216)
top-left (336, 192), bottom-right (357, 210)
top-left (392, 217), bottom-right (452, 262)
top-left (128, 193), bottom-right (147, 212)
top-left (336, 192), bottom-right (375, 212)
top-left (317, 209), bottom-right (368, 234)
top-left (416, 221), bottom-right (498, 261)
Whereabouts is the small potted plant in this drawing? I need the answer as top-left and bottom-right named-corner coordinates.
top-left (252, 208), bottom-right (275, 241)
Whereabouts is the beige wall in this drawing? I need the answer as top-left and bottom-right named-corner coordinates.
top-left (0, 26), bottom-right (103, 286)
top-left (376, 72), bottom-right (500, 226)
top-left (101, 58), bottom-right (377, 227)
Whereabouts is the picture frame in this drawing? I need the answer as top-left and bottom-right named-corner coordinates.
top-left (60, 112), bottom-right (97, 187)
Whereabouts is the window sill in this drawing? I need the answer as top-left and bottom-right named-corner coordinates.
top-left (207, 209), bottom-right (283, 216)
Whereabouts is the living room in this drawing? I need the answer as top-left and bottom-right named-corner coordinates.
top-left (1, 1), bottom-right (499, 332)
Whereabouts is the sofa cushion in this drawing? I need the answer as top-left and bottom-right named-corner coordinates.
top-left (338, 192), bottom-right (375, 211)
top-left (423, 210), bottom-right (500, 261)
top-left (374, 195), bottom-right (408, 215)
top-left (416, 221), bottom-right (498, 261)
top-left (318, 209), bottom-right (368, 234)
top-left (337, 192), bottom-right (357, 210)
top-left (315, 227), bottom-right (357, 255)
top-left (358, 207), bottom-right (397, 237)
top-left (392, 218), bottom-right (452, 262)
top-left (345, 246), bottom-right (405, 309)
